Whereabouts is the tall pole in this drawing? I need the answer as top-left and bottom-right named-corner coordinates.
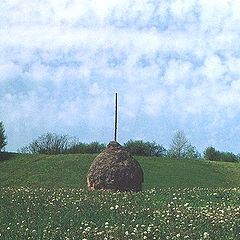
top-left (114, 93), bottom-right (118, 141)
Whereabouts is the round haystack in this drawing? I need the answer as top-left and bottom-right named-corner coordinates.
top-left (87, 141), bottom-right (144, 192)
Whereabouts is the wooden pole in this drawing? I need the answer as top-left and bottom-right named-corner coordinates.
top-left (114, 93), bottom-right (118, 141)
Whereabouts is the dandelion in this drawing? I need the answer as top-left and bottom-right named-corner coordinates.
top-left (203, 232), bottom-right (209, 239)
top-left (0, 186), bottom-right (239, 239)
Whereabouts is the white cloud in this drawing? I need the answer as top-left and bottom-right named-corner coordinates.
top-left (202, 54), bottom-right (227, 82)
top-left (198, 0), bottom-right (233, 32)
top-left (170, 0), bottom-right (196, 21)
top-left (164, 60), bottom-right (193, 86)
top-left (143, 90), bottom-right (167, 116)
top-left (0, 62), bottom-right (22, 82)
top-left (89, 82), bottom-right (103, 96)
top-left (1, 0), bottom-right (240, 152)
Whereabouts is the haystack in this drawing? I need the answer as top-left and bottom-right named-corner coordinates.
top-left (87, 141), bottom-right (144, 192)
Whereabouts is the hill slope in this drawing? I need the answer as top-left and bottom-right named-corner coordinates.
top-left (1, 153), bottom-right (240, 189)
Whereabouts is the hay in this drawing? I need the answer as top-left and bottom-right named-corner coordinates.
top-left (87, 141), bottom-right (144, 192)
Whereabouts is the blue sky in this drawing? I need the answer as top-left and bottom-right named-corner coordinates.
top-left (1, 0), bottom-right (240, 153)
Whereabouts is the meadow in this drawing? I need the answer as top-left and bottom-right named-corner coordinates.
top-left (0, 154), bottom-right (240, 239)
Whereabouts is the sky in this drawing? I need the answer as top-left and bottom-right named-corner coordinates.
top-left (1, 0), bottom-right (240, 153)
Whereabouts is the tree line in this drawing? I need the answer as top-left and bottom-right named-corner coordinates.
top-left (0, 121), bottom-right (239, 163)
top-left (0, 122), bottom-right (7, 152)
top-left (19, 131), bottom-right (239, 163)
top-left (19, 131), bottom-right (196, 157)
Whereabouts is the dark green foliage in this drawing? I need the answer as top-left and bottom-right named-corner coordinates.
top-left (0, 152), bottom-right (16, 161)
top-left (220, 152), bottom-right (239, 162)
top-left (21, 133), bottom-right (106, 155)
top-left (20, 132), bottom-right (238, 163)
top-left (204, 146), bottom-right (239, 163)
top-left (204, 146), bottom-right (220, 161)
top-left (124, 140), bottom-right (166, 157)
top-left (21, 132), bottom-right (70, 154)
top-left (0, 121), bottom-right (7, 152)
top-left (68, 141), bottom-right (106, 154)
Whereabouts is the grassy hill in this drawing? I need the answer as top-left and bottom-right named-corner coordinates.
top-left (1, 153), bottom-right (240, 239)
top-left (1, 153), bottom-right (240, 189)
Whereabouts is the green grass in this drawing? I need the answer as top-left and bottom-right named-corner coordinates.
top-left (0, 153), bottom-right (240, 188)
top-left (1, 154), bottom-right (240, 239)
top-left (0, 187), bottom-right (239, 239)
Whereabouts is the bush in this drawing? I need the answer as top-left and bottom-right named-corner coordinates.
top-left (203, 147), bottom-right (221, 161)
top-left (21, 133), bottom-right (106, 155)
top-left (124, 140), bottom-right (166, 157)
top-left (68, 141), bottom-right (106, 154)
top-left (0, 152), bottom-right (17, 161)
top-left (220, 152), bottom-right (239, 163)
top-left (21, 133), bottom-right (70, 154)
top-left (204, 146), bottom-right (239, 163)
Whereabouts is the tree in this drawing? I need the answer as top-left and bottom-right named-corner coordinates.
top-left (203, 146), bottom-right (220, 161)
top-left (124, 140), bottom-right (166, 157)
top-left (185, 145), bottom-right (201, 159)
top-left (220, 152), bottom-right (239, 163)
top-left (204, 146), bottom-right (239, 162)
top-left (0, 121), bottom-right (7, 152)
top-left (21, 132), bottom-right (70, 154)
top-left (168, 130), bottom-right (199, 159)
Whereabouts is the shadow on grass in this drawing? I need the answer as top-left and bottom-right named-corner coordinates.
top-left (0, 152), bottom-right (17, 162)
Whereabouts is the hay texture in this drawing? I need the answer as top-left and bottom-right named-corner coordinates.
top-left (87, 141), bottom-right (144, 192)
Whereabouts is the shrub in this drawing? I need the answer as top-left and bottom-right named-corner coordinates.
top-left (0, 152), bottom-right (16, 161)
top-left (21, 134), bottom-right (106, 155)
top-left (68, 141), bottom-right (106, 154)
top-left (21, 133), bottom-right (70, 154)
top-left (204, 146), bottom-right (239, 163)
top-left (220, 152), bottom-right (239, 163)
top-left (203, 147), bottom-right (221, 161)
top-left (124, 140), bottom-right (166, 157)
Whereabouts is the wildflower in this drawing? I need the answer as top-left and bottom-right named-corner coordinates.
top-left (203, 232), bottom-right (210, 239)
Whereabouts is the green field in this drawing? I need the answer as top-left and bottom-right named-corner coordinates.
top-left (0, 154), bottom-right (240, 239)
top-left (1, 153), bottom-right (240, 189)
